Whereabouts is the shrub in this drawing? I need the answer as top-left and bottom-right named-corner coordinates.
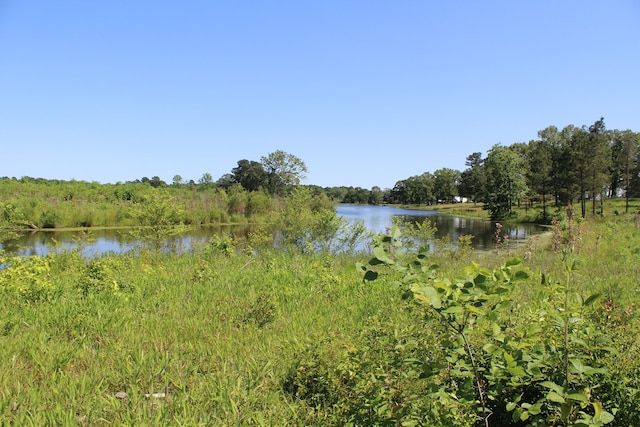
top-left (0, 255), bottom-right (56, 302)
top-left (354, 226), bottom-right (617, 426)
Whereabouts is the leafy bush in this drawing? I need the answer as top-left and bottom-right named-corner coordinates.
top-left (39, 208), bottom-right (60, 228)
top-left (0, 255), bottom-right (56, 301)
top-left (352, 226), bottom-right (616, 426)
top-left (77, 256), bottom-right (132, 296)
top-left (242, 292), bottom-right (276, 328)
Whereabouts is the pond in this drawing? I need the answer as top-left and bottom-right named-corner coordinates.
top-left (336, 204), bottom-right (546, 250)
top-left (1, 205), bottom-right (546, 256)
top-left (0, 225), bottom-right (249, 257)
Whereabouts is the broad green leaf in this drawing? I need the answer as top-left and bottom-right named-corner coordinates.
top-left (363, 270), bottom-right (378, 282)
top-left (465, 304), bottom-right (486, 316)
top-left (528, 402), bottom-right (542, 415)
top-left (473, 274), bottom-right (487, 285)
top-left (492, 323), bottom-right (501, 337)
top-left (583, 293), bottom-right (602, 306)
top-left (506, 401), bottom-right (517, 411)
top-left (508, 366), bottom-right (526, 376)
top-left (526, 323), bottom-right (542, 336)
top-left (505, 258), bottom-right (522, 267)
top-left (443, 306), bottom-right (464, 314)
top-left (546, 391), bottom-right (566, 404)
top-left (503, 352), bottom-right (516, 367)
top-left (567, 392), bottom-right (588, 403)
top-left (483, 343), bottom-right (497, 354)
top-left (373, 246), bottom-right (393, 264)
top-left (592, 402), bottom-right (615, 424)
top-left (512, 409), bottom-right (523, 422)
top-left (391, 225), bottom-right (402, 239)
top-left (540, 381), bottom-right (564, 394)
top-left (593, 401), bottom-right (604, 419)
top-left (569, 358), bottom-right (586, 374)
top-left (368, 257), bottom-right (385, 266)
top-left (413, 285), bottom-right (441, 309)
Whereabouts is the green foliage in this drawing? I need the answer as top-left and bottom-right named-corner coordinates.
top-left (261, 150), bottom-right (308, 196)
top-left (0, 254), bottom-right (56, 301)
top-left (242, 292), bottom-right (276, 328)
top-left (434, 167), bottom-right (462, 204)
top-left (128, 190), bottom-right (192, 252)
top-left (484, 144), bottom-right (528, 220)
top-left (358, 227), bottom-right (616, 426)
top-left (0, 177), bottom-right (282, 231)
top-left (394, 216), bottom-right (437, 252)
top-left (283, 315), bottom-right (477, 426)
top-left (0, 209), bottom-right (638, 426)
top-left (78, 256), bottom-right (133, 296)
top-left (277, 186), bottom-right (360, 253)
top-left (209, 233), bottom-right (236, 256)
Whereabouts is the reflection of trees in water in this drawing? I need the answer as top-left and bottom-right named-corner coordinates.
top-left (406, 215), bottom-right (541, 251)
top-left (5, 224), bottom-right (253, 257)
top-left (6, 208), bottom-right (545, 255)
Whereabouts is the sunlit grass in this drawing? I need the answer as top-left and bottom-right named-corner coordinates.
top-left (1, 212), bottom-right (640, 424)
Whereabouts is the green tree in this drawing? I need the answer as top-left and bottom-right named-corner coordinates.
top-left (458, 152), bottom-right (485, 205)
top-left (260, 150), bottom-right (308, 196)
top-left (232, 159), bottom-right (269, 192)
top-left (149, 176), bottom-right (166, 188)
top-left (527, 135), bottom-right (554, 221)
top-left (389, 180), bottom-right (408, 204)
top-left (407, 173), bottom-right (435, 205)
top-left (548, 125), bottom-right (582, 208)
top-left (483, 144), bottom-right (527, 220)
top-left (198, 172), bottom-right (214, 187)
top-left (276, 186), bottom-right (340, 252)
top-left (388, 174), bottom-right (435, 205)
top-left (585, 118), bottom-right (611, 216)
top-left (433, 168), bottom-right (460, 204)
top-left (343, 187), bottom-right (370, 204)
top-left (611, 130), bottom-right (640, 211)
top-left (215, 173), bottom-right (235, 189)
top-left (129, 190), bottom-right (190, 252)
top-left (564, 120), bottom-right (612, 218)
top-left (368, 186), bottom-right (384, 205)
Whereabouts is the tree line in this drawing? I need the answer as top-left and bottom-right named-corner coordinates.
top-left (123, 150), bottom-right (308, 197)
top-left (322, 118), bottom-right (639, 221)
top-left (4, 119), bottom-right (639, 223)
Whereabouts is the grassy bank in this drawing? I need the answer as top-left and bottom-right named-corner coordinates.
top-left (1, 212), bottom-right (639, 425)
top-left (398, 198), bottom-right (640, 225)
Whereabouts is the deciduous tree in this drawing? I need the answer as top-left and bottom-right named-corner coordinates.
top-left (433, 168), bottom-right (460, 204)
top-left (483, 144), bottom-right (527, 220)
top-left (260, 150), bottom-right (308, 196)
top-left (232, 159), bottom-right (269, 192)
top-left (458, 152), bottom-right (485, 205)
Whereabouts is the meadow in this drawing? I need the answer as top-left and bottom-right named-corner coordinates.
top-left (1, 203), bottom-right (639, 426)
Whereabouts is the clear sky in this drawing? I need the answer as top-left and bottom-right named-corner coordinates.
top-left (1, 1), bottom-right (639, 190)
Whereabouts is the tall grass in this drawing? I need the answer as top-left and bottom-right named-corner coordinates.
top-left (1, 211), bottom-right (639, 425)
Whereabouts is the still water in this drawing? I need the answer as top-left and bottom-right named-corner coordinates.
top-left (1, 205), bottom-right (545, 256)
top-left (336, 204), bottom-right (545, 250)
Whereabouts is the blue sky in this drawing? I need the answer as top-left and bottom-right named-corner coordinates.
top-left (1, 1), bottom-right (639, 189)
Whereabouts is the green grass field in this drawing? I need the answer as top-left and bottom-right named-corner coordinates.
top-left (1, 210), bottom-right (639, 425)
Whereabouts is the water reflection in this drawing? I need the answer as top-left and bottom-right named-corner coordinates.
top-left (1, 225), bottom-right (248, 257)
top-left (337, 204), bottom-right (545, 250)
top-left (1, 205), bottom-right (546, 256)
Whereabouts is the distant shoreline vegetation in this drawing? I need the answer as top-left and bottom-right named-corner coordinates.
top-left (2, 118), bottom-right (640, 233)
